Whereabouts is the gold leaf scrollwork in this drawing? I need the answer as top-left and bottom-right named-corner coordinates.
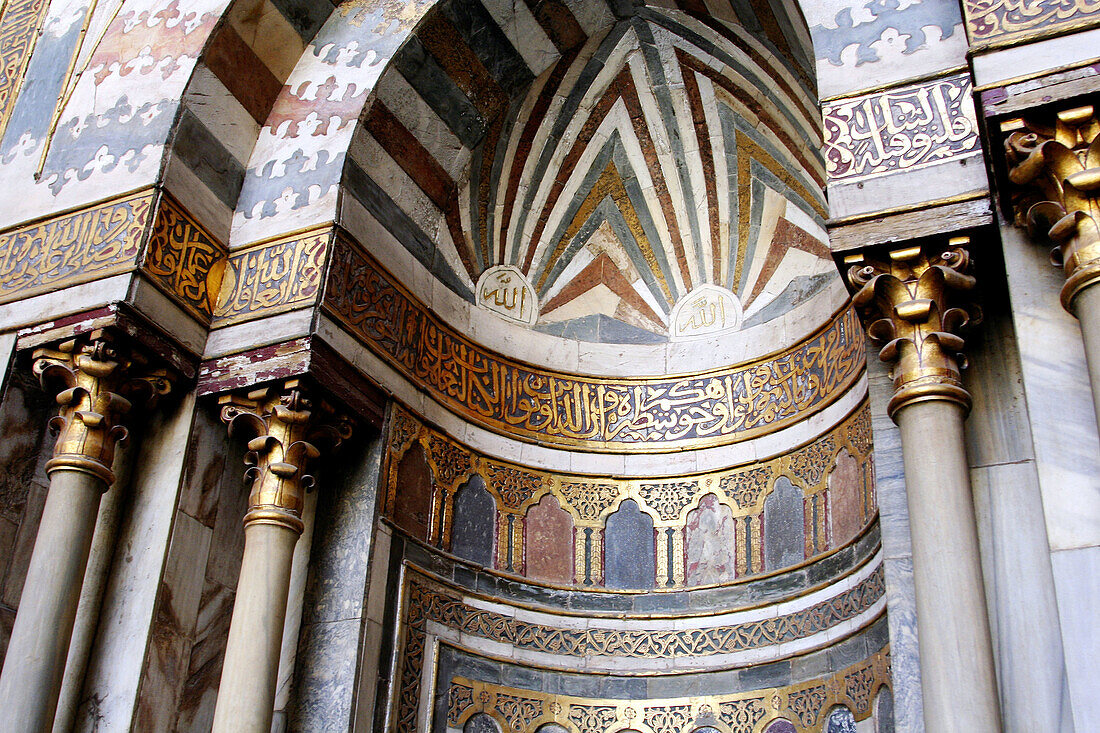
top-left (323, 235), bottom-right (865, 451)
top-left (143, 194), bottom-right (227, 320)
top-left (219, 379), bottom-right (353, 533)
top-left (847, 239), bottom-right (980, 418)
top-left (964, 0), bottom-right (1100, 45)
top-left (0, 191), bottom-right (153, 303)
top-left (1004, 105), bottom-right (1100, 312)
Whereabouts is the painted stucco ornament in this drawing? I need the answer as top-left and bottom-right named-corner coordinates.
top-left (476, 265), bottom-right (538, 325)
top-left (670, 285), bottom-right (743, 340)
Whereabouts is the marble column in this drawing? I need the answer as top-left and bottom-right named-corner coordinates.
top-left (847, 239), bottom-right (1002, 732)
top-left (0, 332), bottom-right (172, 733)
top-left (211, 379), bottom-right (351, 733)
top-left (1004, 104), bottom-right (1100, 436)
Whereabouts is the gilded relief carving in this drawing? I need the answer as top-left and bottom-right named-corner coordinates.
top-left (219, 379), bottom-right (353, 533)
top-left (824, 75), bottom-right (979, 183)
top-left (964, 0), bottom-right (1100, 46)
top-left (1003, 105), bottom-right (1100, 312)
top-left (212, 228), bottom-right (331, 326)
top-left (143, 193), bottom-right (227, 321)
top-left (0, 190), bottom-right (154, 303)
top-left (33, 330), bottom-right (174, 486)
top-left (326, 236), bottom-right (865, 452)
top-left (847, 239), bottom-right (980, 417)
top-left (438, 654), bottom-right (890, 733)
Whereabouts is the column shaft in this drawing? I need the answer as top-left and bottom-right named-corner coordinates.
top-left (1072, 285), bottom-right (1100, 435)
top-left (896, 401), bottom-right (1001, 731)
top-left (211, 523), bottom-right (299, 733)
top-left (0, 470), bottom-right (106, 733)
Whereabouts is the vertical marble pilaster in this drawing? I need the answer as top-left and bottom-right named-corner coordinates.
top-left (290, 435), bottom-right (382, 731)
top-left (999, 219), bottom-right (1100, 729)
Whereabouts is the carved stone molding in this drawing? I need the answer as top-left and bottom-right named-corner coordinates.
top-left (32, 330), bottom-right (174, 485)
top-left (846, 238), bottom-right (980, 418)
top-left (218, 378), bottom-right (352, 534)
top-left (1003, 104), bottom-right (1100, 312)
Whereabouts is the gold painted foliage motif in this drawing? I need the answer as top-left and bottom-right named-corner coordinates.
top-left (494, 693), bottom-right (542, 731)
top-left (964, 0), bottom-right (1100, 44)
top-left (426, 434), bottom-right (474, 492)
top-left (383, 402), bottom-right (876, 587)
top-left (447, 683), bottom-right (475, 725)
top-left (787, 437), bottom-right (837, 491)
top-left (637, 481), bottom-right (700, 521)
top-left (485, 463), bottom-right (544, 509)
top-left (324, 236), bottom-right (865, 452)
top-left (824, 75), bottom-right (978, 183)
top-left (720, 467), bottom-right (773, 510)
top-left (558, 482), bottom-right (619, 521)
top-left (439, 650), bottom-right (891, 733)
top-left (0, 190), bottom-right (153, 302)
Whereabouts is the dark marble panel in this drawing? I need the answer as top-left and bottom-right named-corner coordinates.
top-left (0, 374), bottom-right (50, 527)
top-left (500, 663), bottom-right (545, 692)
top-left (342, 158), bottom-right (474, 301)
top-left (303, 435), bottom-right (380, 624)
top-left (289, 619), bottom-right (360, 731)
top-left (875, 687), bottom-right (895, 733)
top-left (173, 107), bottom-right (247, 209)
top-left (763, 477), bottom-right (805, 572)
top-left (177, 580), bottom-right (234, 732)
top-left (829, 449), bottom-right (863, 548)
top-left (1, 480), bottom-right (47, 608)
top-left (764, 719), bottom-right (797, 733)
top-left (177, 406), bottom-right (231, 528)
top-left (825, 705), bottom-right (858, 733)
top-left (0, 602), bottom-right (14, 667)
top-left (525, 494), bottom-right (574, 583)
top-left (464, 712), bottom-right (502, 733)
top-left (596, 314), bottom-right (667, 345)
top-left (737, 659), bottom-right (791, 689)
top-left (393, 36), bottom-right (486, 148)
top-left (603, 499), bottom-right (655, 590)
top-left (451, 475), bottom-right (496, 567)
top-left (393, 443), bottom-right (433, 543)
top-left (442, 0), bottom-right (534, 90)
top-left (270, 0), bottom-right (335, 41)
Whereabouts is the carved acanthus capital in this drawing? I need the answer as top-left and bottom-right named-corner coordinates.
top-left (1003, 104), bottom-right (1100, 312)
top-left (846, 238), bottom-right (981, 419)
top-left (219, 379), bottom-right (353, 534)
top-left (32, 330), bottom-right (174, 486)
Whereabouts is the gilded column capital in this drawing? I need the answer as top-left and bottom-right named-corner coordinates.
top-left (219, 379), bottom-right (353, 534)
top-left (1003, 104), bottom-right (1100, 312)
top-left (32, 330), bottom-right (174, 486)
top-left (846, 238), bottom-right (981, 419)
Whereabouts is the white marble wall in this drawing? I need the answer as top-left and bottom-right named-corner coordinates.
top-left (999, 220), bottom-right (1100, 729)
top-left (866, 354), bottom-right (924, 733)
